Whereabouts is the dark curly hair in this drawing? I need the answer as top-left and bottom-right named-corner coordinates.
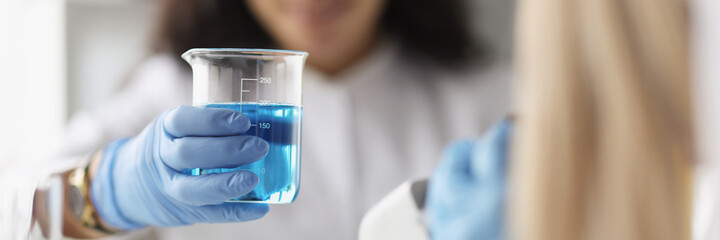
top-left (151, 0), bottom-right (481, 68)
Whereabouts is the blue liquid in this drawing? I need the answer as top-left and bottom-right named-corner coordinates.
top-left (187, 103), bottom-right (301, 204)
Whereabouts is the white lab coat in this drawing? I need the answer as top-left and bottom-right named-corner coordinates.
top-left (60, 39), bottom-right (512, 239)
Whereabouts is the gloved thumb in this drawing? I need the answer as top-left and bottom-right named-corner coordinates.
top-left (471, 120), bottom-right (512, 182)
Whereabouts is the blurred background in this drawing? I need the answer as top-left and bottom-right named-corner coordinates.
top-left (0, 0), bottom-right (514, 166)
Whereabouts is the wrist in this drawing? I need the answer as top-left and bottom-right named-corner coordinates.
top-left (89, 138), bottom-right (146, 231)
top-left (87, 151), bottom-right (101, 185)
top-left (65, 152), bottom-right (121, 236)
top-left (85, 151), bottom-right (125, 233)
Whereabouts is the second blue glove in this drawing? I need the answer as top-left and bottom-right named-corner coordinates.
top-left (425, 120), bottom-right (512, 240)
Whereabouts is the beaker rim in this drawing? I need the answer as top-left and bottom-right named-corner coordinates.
top-left (182, 48), bottom-right (308, 59)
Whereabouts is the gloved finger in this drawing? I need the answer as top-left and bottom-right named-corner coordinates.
top-left (435, 139), bottom-right (477, 185)
top-left (162, 135), bottom-right (269, 171)
top-left (188, 203), bottom-right (269, 223)
top-left (165, 170), bottom-right (260, 206)
top-left (426, 140), bottom-right (475, 224)
top-left (471, 120), bottom-right (512, 182)
top-left (163, 105), bottom-right (251, 138)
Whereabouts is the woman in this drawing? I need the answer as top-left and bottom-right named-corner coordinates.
top-left (426, 0), bottom-right (693, 239)
top-left (55, 0), bottom-right (511, 239)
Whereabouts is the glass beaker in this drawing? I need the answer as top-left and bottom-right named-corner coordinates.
top-left (182, 49), bottom-right (307, 204)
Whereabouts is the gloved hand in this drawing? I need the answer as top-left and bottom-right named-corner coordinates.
top-left (90, 106), bottom-right (270, 230)
top-left (425, 120), bottom-right (512, 240)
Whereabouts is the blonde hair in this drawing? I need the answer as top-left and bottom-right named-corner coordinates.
top-left (511, 0), bottom-right (693, 239)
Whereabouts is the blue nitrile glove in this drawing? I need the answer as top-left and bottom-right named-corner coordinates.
top-left (90, 106), bottom-right (271, 230)
top-left (426, 120), bottom-right (512, 240)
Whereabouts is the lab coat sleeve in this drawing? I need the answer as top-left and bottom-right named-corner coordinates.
top-left (58, 54), bottom-right (191, 158)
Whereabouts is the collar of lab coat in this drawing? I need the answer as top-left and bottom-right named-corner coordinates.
top-left (302, 37), bottom-right (400, 87)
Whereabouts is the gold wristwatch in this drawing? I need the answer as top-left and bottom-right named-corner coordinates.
top-left (67, 156), bottom-right (119, 235)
